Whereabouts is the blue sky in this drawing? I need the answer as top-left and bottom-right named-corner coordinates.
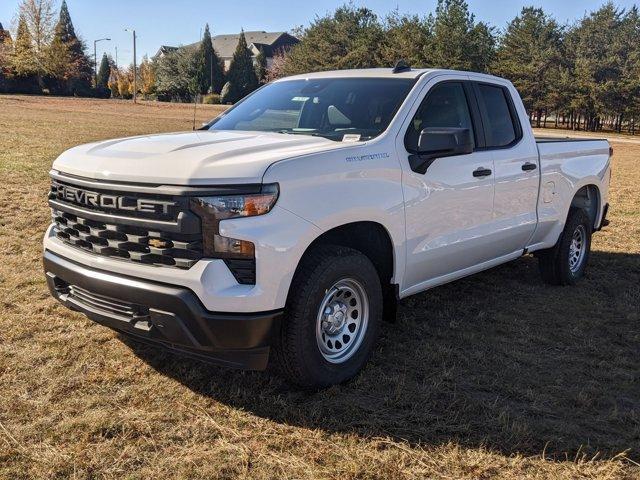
top-left (1, 0), bottom-right (637, 67)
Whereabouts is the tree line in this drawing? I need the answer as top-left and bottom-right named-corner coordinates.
top-left (1, 0), bottom-right (639, 133)
top-left (0, 0), bottom-right (265, 103)
top-left (0, 0), bottom-right (93, 96)
top-left (147, 25), bottom-right (264, 104)
top-left (277, 1), bottom-right (640, 133)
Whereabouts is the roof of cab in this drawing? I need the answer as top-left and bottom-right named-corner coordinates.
top-left (276, 68), bottom-right (511, 85)
top-left (277, 68), bottom-right (436, 81)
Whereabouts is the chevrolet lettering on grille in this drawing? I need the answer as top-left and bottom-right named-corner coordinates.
top-left (54, 183), bottom-right (177, 215)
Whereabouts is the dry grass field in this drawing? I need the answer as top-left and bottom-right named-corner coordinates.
top-left (0, 95), bottom-right (638, 479)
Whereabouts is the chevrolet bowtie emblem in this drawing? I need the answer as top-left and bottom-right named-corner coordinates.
top-left (148, 238), bottom-right (169, 249)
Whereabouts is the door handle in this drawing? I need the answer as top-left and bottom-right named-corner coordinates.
top-left (473, 167), bottom-right (492, 177)
top-left (522, 162), bottom-right (537, 171)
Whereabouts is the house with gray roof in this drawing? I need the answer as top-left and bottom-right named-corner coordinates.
top-left (155, 31), bottom-right (298, 71)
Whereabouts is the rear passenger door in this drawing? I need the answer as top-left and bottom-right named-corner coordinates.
top-left (473, 82), bottom-right (540, 255)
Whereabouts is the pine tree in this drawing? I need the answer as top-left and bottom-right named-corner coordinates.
top-left (429, 0), bottom-right (495, 72)
top-left (196, 24), bottom-right (225, 94)
top-left (282, 6), bottom-right (385, 75)
top-left (492, 7), bottom-right (563, 125)
top-left (0, 22), bottom-right (10, 44)
top-left (570, 3), bottom-right (627, 131)
top-left (12, 16), bottom-right (37, 76)
top-left (0, 22), bottom-right (13, 68)
top-left (11, 15), bottom-right (40, 93)
top-left (0, 22), bottom-right (13, 92)
top-left (155, 48), bottom-right (199, 101)
top-left (96, 53), bottom-right (111, 88)
top-left (225, 30), bottom-right (259, 102)
top-left (255, 46), bottom-right (267, 83)
top-left (621, 6), bottom-right (640, 133)
top-left (380, 12), bottom-right (432, 67)
top-left (46, 0), bottom-right (92, 95)
top-left (95, 52), bottom-right (111, 97)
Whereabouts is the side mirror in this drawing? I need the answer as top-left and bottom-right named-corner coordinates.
top-left (409, 127), bottom-right (474, 174)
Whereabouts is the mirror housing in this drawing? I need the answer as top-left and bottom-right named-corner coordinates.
top-left (409, 127), bottom-right (474, 174)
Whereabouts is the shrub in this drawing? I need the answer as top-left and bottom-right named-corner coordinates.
top-left (203, 93), bottom-right (221, 104)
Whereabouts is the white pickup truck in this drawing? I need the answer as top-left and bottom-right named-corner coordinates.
top-left (44, 67), bottom-right (611, 388)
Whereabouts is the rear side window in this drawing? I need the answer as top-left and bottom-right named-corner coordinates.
top-left (476, 84), bottom-right (519, 147)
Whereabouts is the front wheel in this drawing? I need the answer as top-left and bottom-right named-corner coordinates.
top-left (272, 245), bottom-right (382, 389)
top-left (537, 208), bottom-right (593, 285)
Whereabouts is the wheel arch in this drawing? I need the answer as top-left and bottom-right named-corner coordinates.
top-left (291, 221), bottom-right (399, 321)
top-left (570, 184), bottom-right (601, 229)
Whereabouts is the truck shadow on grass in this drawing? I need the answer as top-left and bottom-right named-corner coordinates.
top-left (122, 251), bottom-right (640, 459)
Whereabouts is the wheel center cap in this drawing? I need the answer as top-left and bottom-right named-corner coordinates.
top-left (323, 302), bottom-right (347, 334)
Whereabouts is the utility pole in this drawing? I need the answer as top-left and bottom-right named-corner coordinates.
top-left (125, 29), bottom-right (137, 103)
top-left (93, 38), bottom-right (111, 87)
top-left (115, 46), bottom-right (118, 68)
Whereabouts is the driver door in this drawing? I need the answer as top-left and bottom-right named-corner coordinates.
top-left (397, 78), bottom-right (498, 294)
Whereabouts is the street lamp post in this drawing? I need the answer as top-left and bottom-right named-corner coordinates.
top-left (93, 38), bottom-right (111, 87)
top-left (125, 29), bottom-right (137, 103)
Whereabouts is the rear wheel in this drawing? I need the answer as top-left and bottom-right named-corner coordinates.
top-left (273, 245), bottom-right (382, 389)
top-left (537, 208), bottom-right (592, 285)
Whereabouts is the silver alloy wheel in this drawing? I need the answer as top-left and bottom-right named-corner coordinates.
top-left (316, 278), bottom-right (369, 364)
top-left (569, 224), bottom-right (587, 273)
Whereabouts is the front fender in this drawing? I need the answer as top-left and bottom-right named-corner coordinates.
top-left (262, 145), bottom-right (407, 290)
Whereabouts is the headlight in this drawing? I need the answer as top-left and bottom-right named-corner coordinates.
top-left (190, 184), bottom-right (279, 258)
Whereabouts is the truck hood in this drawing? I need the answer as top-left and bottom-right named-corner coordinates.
top-left (52, 130), bottom-right (350, 185)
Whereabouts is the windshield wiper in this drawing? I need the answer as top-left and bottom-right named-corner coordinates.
top-left (277, 129), bottom-right (320, 136)
top-left (276, 129), bottom-right (339, 140)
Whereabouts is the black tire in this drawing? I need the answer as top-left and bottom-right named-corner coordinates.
top-left (272, 245), bottom-right (383, 389)
top-left (537, 208), bottom-right (592, 286)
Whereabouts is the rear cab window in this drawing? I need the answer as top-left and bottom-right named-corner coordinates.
top-left (474, 83), bottom-right (522, 148)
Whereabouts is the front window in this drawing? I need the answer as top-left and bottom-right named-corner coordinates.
top-left (208, 78), bottom-right (415, 141)
top-left (405, 82), bottom-right (475, 152)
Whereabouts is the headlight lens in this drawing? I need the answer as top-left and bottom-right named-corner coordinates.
top-left (190, 184), bottom-right (279, 258)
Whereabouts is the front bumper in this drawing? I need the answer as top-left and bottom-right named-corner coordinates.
top-left (44, 250), bottom-right (282, 370)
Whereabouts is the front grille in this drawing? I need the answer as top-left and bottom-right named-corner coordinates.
top-left (49, 175), bottom-right (204, 269)
top-left (52, 208), bottom-right (203, 269)
top-left (48, 175), bottom-right (259, 282)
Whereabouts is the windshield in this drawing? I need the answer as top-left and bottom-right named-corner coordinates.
top-left (208, 78), bottom-right (415, 141)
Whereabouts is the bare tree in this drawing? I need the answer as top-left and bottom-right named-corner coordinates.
top-left (265, 49), bottom-right (289, 82)
top-left (17, 0), bottom-right (56, 67)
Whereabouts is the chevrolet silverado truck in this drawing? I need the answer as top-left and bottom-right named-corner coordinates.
top-left (44, 67), bottom-right (611, 388)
